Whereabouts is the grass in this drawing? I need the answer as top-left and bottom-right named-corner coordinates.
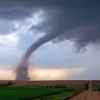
top-left (1, 83), bottom-right (100, 100)
top-left (0, 85), bottom-right (75, 100)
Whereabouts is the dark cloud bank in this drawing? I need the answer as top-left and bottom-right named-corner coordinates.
top-left (0, 0), bottom-right (100, 59)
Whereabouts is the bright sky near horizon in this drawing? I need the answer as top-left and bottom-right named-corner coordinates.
top-left (0, 66), bottom-right (83, 80)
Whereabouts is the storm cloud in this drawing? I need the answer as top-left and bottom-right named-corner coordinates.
top-left (0, 0), bottom-right (100, 51)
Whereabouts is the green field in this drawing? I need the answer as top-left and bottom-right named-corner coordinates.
top-left (0, 81), bottom-right (100, 100)
top-left (0, 85), bottom-right (76, 100)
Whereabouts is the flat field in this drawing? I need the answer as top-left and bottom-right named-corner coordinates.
top-left (0, 80), bottom-right (99, 100)
top-left (0, 86), bottom-right (75, 100)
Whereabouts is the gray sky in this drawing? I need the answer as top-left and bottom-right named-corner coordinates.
top-left (0, 0), bottom-right (100, 79)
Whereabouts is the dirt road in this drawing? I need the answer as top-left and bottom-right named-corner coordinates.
top-left (68, 91), bottom-right (100, 100)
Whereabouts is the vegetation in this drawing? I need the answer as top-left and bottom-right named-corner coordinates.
top-left (0, 83), bottom-right (99, 100)
top-left (0, 85), bottom-right (75, 100)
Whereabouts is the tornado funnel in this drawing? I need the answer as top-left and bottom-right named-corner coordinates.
top-left (16, 59), bottom-right (30, 80)
top-left (16, 33), bottom-right (59, 80)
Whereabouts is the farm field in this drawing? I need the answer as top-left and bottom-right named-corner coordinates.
top-left (0, 85), bottom-right (75, 100)
top-left (0, 80), bottom-right (100, 100)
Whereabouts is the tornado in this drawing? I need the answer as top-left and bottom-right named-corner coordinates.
top-left (16, 33), bottom-right (60, 80)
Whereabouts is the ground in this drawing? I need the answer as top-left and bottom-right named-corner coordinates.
top-left (0, 80), bottom-right (100, 100)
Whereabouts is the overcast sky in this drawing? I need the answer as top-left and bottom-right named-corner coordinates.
top-left (0, 0), bottom-right (100, 79)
